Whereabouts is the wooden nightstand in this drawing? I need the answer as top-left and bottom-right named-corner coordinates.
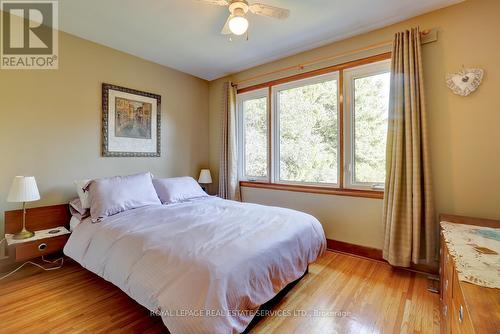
top-left (6, 227), bottom-right (70, 262)
top-left (4, 203), bottom-right (71, 265)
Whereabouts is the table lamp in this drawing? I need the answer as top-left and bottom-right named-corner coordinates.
top-left (198, 169), bottom-right (212, 192)
top-left (7, 176), bottom-right (40, 239)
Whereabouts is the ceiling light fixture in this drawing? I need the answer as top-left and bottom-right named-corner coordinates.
top-left (198, 0), bottom-right (289, 38)
top-left (228, 15), bottom-right (249, 35)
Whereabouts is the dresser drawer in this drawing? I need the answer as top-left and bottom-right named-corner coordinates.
top-left (15, 235), bottom-right (69, 262)
top-left (440, 240), bottom-right (454, 334)
top-left (444, 249), bottom-right (454, 297)
top-left (451, 273), bottom-right (475, 334)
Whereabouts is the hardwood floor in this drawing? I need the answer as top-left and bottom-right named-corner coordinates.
top-left (0, 251), bottom-right (440, 333)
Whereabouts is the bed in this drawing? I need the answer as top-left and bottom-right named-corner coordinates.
top-left (64, 196), bottom-right (326, 333)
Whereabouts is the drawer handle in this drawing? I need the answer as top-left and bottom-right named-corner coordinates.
top-left (443, 305), bottom-right (447, 317)
top-left (444, 279), bottom-right (448, 290)
top-left (458, 305), bottom-right (463, 323)
top-left (38, 243), bottom-right (48, 251)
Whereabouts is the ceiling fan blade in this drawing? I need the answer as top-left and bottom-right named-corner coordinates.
top-left (197, 0), bottom-right (229, 6)
top-left (221, 15), bottom-right (233, 35)
top-left (249, 3), bottom-right (289, 19)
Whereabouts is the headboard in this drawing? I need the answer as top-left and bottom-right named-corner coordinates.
top-left (4, 204), bottom-right (70, 234)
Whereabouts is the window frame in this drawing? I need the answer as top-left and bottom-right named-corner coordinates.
top-left (236, 88), bottom-right (270, 182)
top-left (343, 59), bottom-right (391, 191)
top-left (236, 52), bottom-right (391, 199)
top-left (271, 72), bottom-right (341, 187)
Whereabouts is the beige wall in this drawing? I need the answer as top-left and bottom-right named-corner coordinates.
top-left (209, 0), bottom-right (500, 249)
top-left (0, 31), bottom-right (209, 241)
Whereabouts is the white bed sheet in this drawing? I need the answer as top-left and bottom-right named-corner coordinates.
top-left (64, 197), bottom-right (326, 333)
top-left (69, 216), bottom-right (81, 232)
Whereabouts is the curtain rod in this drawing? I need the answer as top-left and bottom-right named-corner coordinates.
top-left (233, 29), bottom-right (434, 87)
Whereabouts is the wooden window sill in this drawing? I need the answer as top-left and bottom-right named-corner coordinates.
top-left (239, 181), bottom-right (384, 199)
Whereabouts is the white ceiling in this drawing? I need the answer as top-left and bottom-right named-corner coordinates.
top-left (59, 0), bottom-right (462, 80)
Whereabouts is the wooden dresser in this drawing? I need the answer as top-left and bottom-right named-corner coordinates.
top-left (440, 214), bottom-right (500, 334)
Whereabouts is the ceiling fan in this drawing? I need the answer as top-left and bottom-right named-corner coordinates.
top-left (198, 0), bottom-right (290, 36)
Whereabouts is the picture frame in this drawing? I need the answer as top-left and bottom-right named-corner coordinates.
top-left (102, 83), bottom-right (161, 157)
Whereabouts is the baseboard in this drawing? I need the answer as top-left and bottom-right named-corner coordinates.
top-left (326, 239), bottom-right (384, 261)
top-left (326, 238), bottom-right (438, 275)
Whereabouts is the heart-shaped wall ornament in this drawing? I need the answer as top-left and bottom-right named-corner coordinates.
top-left (446, 68), bottom-right (484, 96)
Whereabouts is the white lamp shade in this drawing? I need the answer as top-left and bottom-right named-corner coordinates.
top-left (7, 176), bottom-right (40, 203)
top-left (198, 169), bottom-right (212, 184)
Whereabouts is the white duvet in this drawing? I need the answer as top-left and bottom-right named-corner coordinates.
top-left (64, 197), bottom-right (326, 333)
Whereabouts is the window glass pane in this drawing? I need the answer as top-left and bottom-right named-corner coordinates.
top-left (278, 79), bottom-right (338, 184)
top-left (243, 97), bottom-right (267, 178)
top-left (353, 72), bottom-right (390, 184)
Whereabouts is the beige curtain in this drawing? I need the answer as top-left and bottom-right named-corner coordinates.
top-left (218, 82), bottom-right (241, 201)
top-left (382, 27), bottom-right (435, 267)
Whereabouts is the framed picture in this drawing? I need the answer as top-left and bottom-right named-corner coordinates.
top-left (102, 83), bottom-right (161, 157)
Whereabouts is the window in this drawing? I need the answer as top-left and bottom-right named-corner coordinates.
top-left (237, 89), bottom-right (269, 181)
top-left (344, 60), bottom-right (391, 189)
top-left (236, 54), bottom-right (391, 196)
top-left (273, 73), bottom-right (339, 186)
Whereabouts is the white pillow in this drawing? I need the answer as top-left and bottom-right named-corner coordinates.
top-left (88, 172), bottom-right (161, 222)
top-left (74, 179), bottom-right (91, 209)
top-left (153, 177), bottom-right (208, 204)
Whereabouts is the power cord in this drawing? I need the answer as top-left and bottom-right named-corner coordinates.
top-left (0, 238), bottom-right (64, 281)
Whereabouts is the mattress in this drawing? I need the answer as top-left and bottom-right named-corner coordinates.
top-left (64, 197), bottom-right (326, 333)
